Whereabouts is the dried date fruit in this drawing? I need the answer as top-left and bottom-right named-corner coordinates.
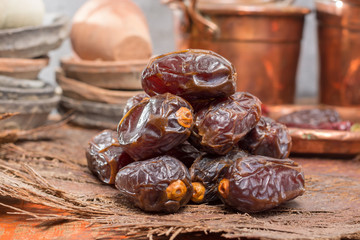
top-left (123, 92), bottom-right (149, 116)
top-left (115, 155), bottom-right (193, 213)
top-left (166, 141), bottom-right (203, 168)
top-left (190, 149), bottom-right (248, 203)
top-left (141, 49), bottom-right (236, 105)
top-left (277, 108), bottom-right (352, 131)
top-left (239, 117), bottom-right (292, 159)
top-left (117, 93), bottom-right (194, 161)
top-left (190, 92), bottom-right (262, 155)
top-left (218, 155), bottom-right (305, 213)
top-left (86, 130), bottom-right (134, 184)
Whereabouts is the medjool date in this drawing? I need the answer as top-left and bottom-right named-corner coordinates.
top-left (218, 155), bottom-right (305, 213)
top-left (117, 93), bottom-right (194, 161)
top-left (86, 130), bottom-right (134, 184)
top-left (190, 92), bottom-right (262, 155)
top-left (239, 117), bottom-right (292, 159)
top-left (166, 141), bottom-right (203, 168)
top-left (277, 108), bottom-right (352, 131)
top-left (122, 92), bottom-right (149, 116)
top-left (190, 149), bottom-right (248, 203)
top-left (115, 155), bottom-right (193, 213)
top-left (141, 49), bottom-right (236, 105)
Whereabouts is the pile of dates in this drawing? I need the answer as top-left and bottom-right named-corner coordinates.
top-left (86, 49), bottom-right (305, 213)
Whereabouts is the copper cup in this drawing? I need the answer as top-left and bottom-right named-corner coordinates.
top-left (316, 0), bottom-right (360, 106)
top-left (164, 0), bottom-right (310, 104)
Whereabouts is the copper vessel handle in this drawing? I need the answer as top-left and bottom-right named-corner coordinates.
top-left (162, 0), bottom-right (220, 38)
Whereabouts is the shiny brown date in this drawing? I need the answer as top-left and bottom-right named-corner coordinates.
top-left (239, 117), bottom-right (292, 159)
top-left (141, 49), bottom-right (236, 105)
top-left (190, 92), bottom-right (262, 155)
top-left (117, 93), bottom-right (194, 161)
top-left (115, 155), bottom-right (193, 213)
top-left (166, 141), bottom-right (203, 168)
top-left (122, 92), bottom-right (149, 116)
top-left (86, 130), bottom-right (134, 184)
top-left (190, 149), bottom-right (248, 203)
top-left (218, 155), bottom-right (305, 213)
top-left (277, 108), bottom-right (352, 131)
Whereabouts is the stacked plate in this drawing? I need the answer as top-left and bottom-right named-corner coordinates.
top-left (0, 14), bottom-right (69, 130)
top-left (57, 58), bottom-right (147, 129)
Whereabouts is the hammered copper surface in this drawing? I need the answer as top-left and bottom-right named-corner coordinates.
top-left (165, 0), bottom-right (309, 104)
top-left (317, 0), bottom-right (360, 106)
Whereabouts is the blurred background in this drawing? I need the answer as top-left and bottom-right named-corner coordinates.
top-left (41, 0), bottom-right (317, 100)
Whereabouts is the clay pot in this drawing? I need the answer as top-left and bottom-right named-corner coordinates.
top-left (70, 0), bottom-right (152, 61)
top-left (0, 14), bottom-right (69, 59)
top-left (0, 94), bottom-right (60, 130)
top-left (56, 70), bottom-right (144, 104)
top-left (0, 76), bottom-right (55, 100)
top-left (58, 96), bottom-right (124, 129)
top-left (0, 57), bottom-right (49, 79)
top-left (60, 57), bottom-right (146, 90)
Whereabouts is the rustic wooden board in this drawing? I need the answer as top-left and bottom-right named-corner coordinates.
top-left (0, 125), bottom-right (359, 240)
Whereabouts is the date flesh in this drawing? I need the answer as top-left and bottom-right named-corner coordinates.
top-left (115, 155), bottom-right (193, 213)
top-left (86, 130), bottom-right (133, 184)
top-left (277, 108), bottom-right (352, 131)
top-left (123, 92), bottom-right (149, 116)
top-left (190, 149), bottom-right (248, 203)
top-left (190, 92), bottom-right (262, 155)
top-left (218, 155), bottom-right (305, 213)
top-left (239, 117), bottom-right (292, 159)
top-left (117, 93), bottom-right (194, 161)
top-left (141, 49), bottom-right (236, 105)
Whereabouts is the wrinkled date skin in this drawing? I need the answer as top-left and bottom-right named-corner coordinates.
top-left (239, 117), bottom-right (292, 159)
top-left (190, 92), bottom-right (262, 155)
top-left (190, 149), bottom-right (248, 203)
top-left (123, 92), bottom-right (149, 116)
top-left (218, 155), bottom-right (305, 213)
top-left (277, 108), bottom-right (352, 131)
top-left (115, 155), bottom-right (193, 213)
top-left (141, 49), bottom-right (236, 105)
top-left (86, 130), bottom-right (134, 184)
top-left (166, 141), bottom-right (203, 168)
top-left (118, 93), bottom-right (194, 161)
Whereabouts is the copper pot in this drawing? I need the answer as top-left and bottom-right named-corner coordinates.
top-left (316, 0), bottom-right (360, 106)
top-left (164, 0), bottom-right (309, 104)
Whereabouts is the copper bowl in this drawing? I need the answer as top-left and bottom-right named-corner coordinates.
top-left (56, 69), bottom-right (144, 104)
top-left (60, 57), bottom-right (147, 90)
top-left (0, 57), bottom-right (49, 79)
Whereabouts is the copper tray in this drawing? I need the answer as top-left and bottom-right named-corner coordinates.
top-left (267, 105), bottom-right (360, 155)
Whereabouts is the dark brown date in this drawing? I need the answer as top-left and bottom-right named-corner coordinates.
top-left (166, 141), bottom-right (203, 168)
top-left (86, 130), bottom-right (134, 184)
top-left (239, 117), bottom-right (292, 159)
top-left (190, 149), bottom-right (248, 203)
top-left (123, 92), bottom-right (149, 116)
top-left (190, 92), bottom-right (262, 155)
top-left (277, 108), bottom-right (352, 131)
top-left (141, 49), bottom-right (236, 105)
top-left (115, 155), bottom-right (193, 213)
top-left (218, 155), bottom-right (305, 213)
top-left (117, 93), bottom-right (194, 161)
